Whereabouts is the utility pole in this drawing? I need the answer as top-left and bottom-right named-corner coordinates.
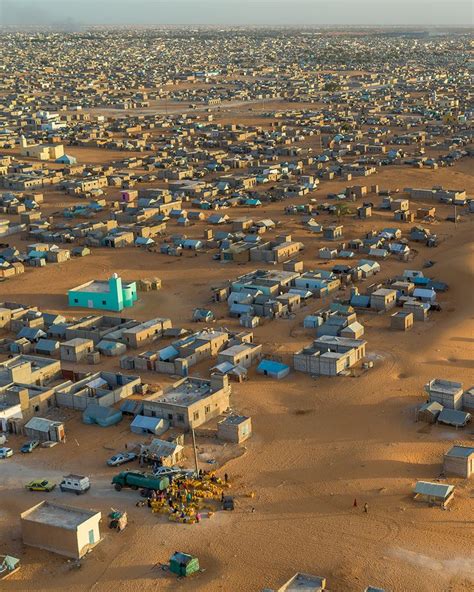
top-left (191, 427), bottom-right (199, 476)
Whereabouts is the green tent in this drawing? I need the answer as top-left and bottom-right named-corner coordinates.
top-left (169, 552), bottom-right (199, 577)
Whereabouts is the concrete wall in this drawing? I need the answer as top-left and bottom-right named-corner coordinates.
top-left (76, 515), bottom-right (101, 558)
top-left (22, 519), bottom-right (80, 557)
top-left (428, 391), bottom-right (463, 411)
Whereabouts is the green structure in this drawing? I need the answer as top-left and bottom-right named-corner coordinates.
top-left (169, 552), bottom-right (200, 577)
top-left (68, 273), bottom-right (137, 312)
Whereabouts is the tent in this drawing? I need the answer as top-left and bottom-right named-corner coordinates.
top-left (82, 404), bottom-right (122, 427)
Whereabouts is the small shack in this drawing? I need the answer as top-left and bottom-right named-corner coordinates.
top-left (130, 415), bottom-right (168, 436)
top-left (96, 340), bottom-right (127, 357)
top-left (413, 481), bottom-right (455, 508)
top-left (35, 339), bottom-right (59, 356)
top-left (217, 415), bottom-right (252, 443)
top-left (257, 359), bottom-right (290, 379)
top-left (60, 338), bottom-right (94, 363)
top-left (21, 501), bottom-right (101, 559)
top-left (169, 552), bottom-right (200, 577)
top-left (417, 401), bottom-right (443, 424)
top-left (443, 445), bottom-right (474, 478)
top-left (24, 417), bottom-right (65, 443)
top-left (141, 438), bottom-right (184, 467)
top-left (391, 311), bottom-right (413, 331)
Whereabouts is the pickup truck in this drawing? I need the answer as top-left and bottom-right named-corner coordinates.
top-left (112, 471), bottom-right (169, 495)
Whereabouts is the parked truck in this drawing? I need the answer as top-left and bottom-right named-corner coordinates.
top-left (112, 471), bottom-right (169, 495)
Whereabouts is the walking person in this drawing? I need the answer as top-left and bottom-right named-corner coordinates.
top-left (364, 502), bottom-right (369, 514)
top-left (353, 498), bottom-right (358, 508)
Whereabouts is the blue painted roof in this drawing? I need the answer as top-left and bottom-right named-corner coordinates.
top-left (131, 415), bottom-right (163, 430)
top-left (159, 345), bottom-right (179, 361)
top-left (412, 276), bottom-right (430, 286)
top-left (445, 445), bottom-right (474, 458)
top-left (17, 327), bottom-right (46, 340)
top-left (414, 481), bottom-right (454, 498)
top-left (35, 339), bottom-right (59, 352)
top-left (350, 295), bottom-right (371, 307)
top-left (257, 359), bottom-right (289, 373)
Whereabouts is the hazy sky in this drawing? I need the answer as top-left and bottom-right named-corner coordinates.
top-left (1, 0), bottom-right (472, 27)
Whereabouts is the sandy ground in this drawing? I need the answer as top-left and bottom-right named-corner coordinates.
top-left (0, 149), bottom-right (473, 591)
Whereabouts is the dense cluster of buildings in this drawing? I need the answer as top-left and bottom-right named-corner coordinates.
top-left (0, 27), bottom-right (471, 590)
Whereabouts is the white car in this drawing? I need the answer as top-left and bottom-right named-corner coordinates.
top-left (0, 447), bottom-right (13, 459)
top-left (153, 466), bottom-right (195, 478)
top-left (107, 452), bottom-right (137, 467)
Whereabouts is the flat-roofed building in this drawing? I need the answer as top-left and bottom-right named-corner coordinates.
top-left (217, 414), bottom-right (252, 443)
top-left (294, 335), bottom-right (366, 377)
top-left (21, 501), bottom-right (101, 559)
top-left (143, 374), bottom-right (231, 431)
top-left (425, 379), bottom-right (464, 410)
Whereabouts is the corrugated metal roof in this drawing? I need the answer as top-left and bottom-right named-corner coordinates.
top-left (120, 400), bottom-right (143, 415)
top-left (158, 345), bottom-right (179, 361)
top-left (437, 408), bottom-right (471, 427)
top-left (445, 445), bottom-right (474, 458)
top-left (25, 417), bottom-right (61, 432)
top-left (35, 339), bottom-right (59, 351)
top-left (130, 415), bottom-right (165, 430)
top-left (414, 481), bottom-right (454, 499)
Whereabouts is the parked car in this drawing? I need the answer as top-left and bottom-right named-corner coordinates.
top-left (0, 447), bottom-right (13, 459)
top-left (59, 474), bottom-right (90, 495)
top-left (107, 452), bottom-right (137, 467)
top-left (25, 479), bottom-right (56, 492)
top-left (20, 440), bottom-right (39, 454)
top-left (153, 466), bottom-right (195, 479)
